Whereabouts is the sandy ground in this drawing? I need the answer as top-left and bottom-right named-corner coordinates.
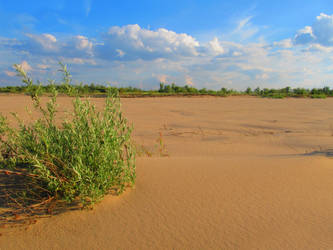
top-left (1, 95), bottom-right (333, 249)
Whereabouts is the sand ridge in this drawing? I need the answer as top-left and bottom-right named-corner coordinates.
top-left (1, 96), bottom-right (333, 249)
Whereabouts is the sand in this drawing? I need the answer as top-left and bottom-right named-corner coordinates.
top-left (1, 96), bottom-right (333, 249)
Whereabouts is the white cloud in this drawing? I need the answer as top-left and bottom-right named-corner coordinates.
top-left (312, 13), bottom-right (333, 46)
top-left (294, 13), bottom-right (333, 47)
top-left (11, 33), bottom-right (94, 59)
top-left (205, 37), bottom-right (225, 55)
top-left (63, 35), bottom-right (94, 57)
top-left (95, 24), bottom-right (200, 60)
top-left (26, 33), bottom-right (58, 51)
top-left (215, 41), bottom-right (244, 58)
top-left (73, 35), bottom-right (93, 51)
top-left (294, 26), bottom-right (315, 45)
top-left (2, 18), bottom-right (333, 90)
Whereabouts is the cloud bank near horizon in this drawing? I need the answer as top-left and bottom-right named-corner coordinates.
top-left (1, 13), bottom-right (333, 90)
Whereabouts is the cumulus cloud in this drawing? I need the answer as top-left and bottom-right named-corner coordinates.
top-left (95, 24), bottom-right (200, 60)
top-left (6, 25), bottom-right (227, 62)
top-left (312, 13), bottom-right (333, 46)
top-left (294, 26), bottom-right (315, 45)
top-left (202, 37), bottom-right (225, 56)
top-left (73, 35), bottom-right (93, 51)
top-left (25, 33), bottom-right (58, 52)
top-left (294, 13), bottom-right (333, 47)
top-left (62, 35), bottom-right (94, 57)
top-left (9, 33), bottom-right (59, 56)
top-left (2, 19), bottom-right (333, 89)
top-left (214, 41), bottom-right (244, 58)
top-left (10, 33), bottom-right (93, 58)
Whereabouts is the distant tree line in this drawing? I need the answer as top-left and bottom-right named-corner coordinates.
top-left (0, 82), bottom-right (332, 98)
top-left (157, 83), bottom-right (332, 98)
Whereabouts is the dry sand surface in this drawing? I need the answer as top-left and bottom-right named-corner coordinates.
top-left (1, 95), bottom-right (333, 249)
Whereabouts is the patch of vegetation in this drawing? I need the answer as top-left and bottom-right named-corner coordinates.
top-left (0, 63), bottom-right (135, 225)
top-left (310, 94), bottom-right (327, 99)
top-left (1, 81), bottom-right (333, 99)
top-left (135, 132), bottom-right (169, 158)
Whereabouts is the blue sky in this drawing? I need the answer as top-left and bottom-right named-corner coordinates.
top-left (1, 0), bottom-right (333, 89)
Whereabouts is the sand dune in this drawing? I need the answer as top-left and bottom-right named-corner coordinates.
top-left (1, 96), bottom-right (333, 249)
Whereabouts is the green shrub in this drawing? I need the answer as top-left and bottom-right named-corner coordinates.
top-left (261, 93), bottom-right (286, 99)
top-left (0, 63), bottom-right (136, 209)
top-left (310, 94), bottom-right (327, 99)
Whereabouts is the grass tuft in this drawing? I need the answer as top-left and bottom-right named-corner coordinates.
top-left (0, 63), bottom-right (135, 225)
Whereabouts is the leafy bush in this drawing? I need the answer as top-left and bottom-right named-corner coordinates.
top-left (310, 94), bottom-right (327, 99)
top-left (0, 63), bottom-right (136, 209)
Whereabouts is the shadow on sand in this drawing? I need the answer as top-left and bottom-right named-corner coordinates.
top-left (0, 173), bottom-right (81, 231)
top-left (273, 148), bottom-right (333, 159)
top-left (302, 148), bottom-right (333, 158)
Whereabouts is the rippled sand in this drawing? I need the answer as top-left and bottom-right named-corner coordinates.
top-left (1, 96), bottom-right (333, 249)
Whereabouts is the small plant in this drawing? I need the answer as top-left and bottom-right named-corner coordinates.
top-left (0, 63), bottom-right (136, 220)
top-left (135, 144), bottom-right (153, 157)
top-left (135, 132), bottom-right (169, 157)
top-left (156, 132), bottom-right (169, 157)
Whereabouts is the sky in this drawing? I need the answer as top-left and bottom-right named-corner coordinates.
top-left (1, 0), bottom-right (333, 90)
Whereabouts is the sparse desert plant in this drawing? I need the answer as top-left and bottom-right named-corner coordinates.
top-left (135, 132), bottom-right (169, 157)
top-left (0, 63), bottom-right (136, 217)
top-left (135, 144), bottom-right (153, 157)
top-left (156, 132), bottom-right (169, 157)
